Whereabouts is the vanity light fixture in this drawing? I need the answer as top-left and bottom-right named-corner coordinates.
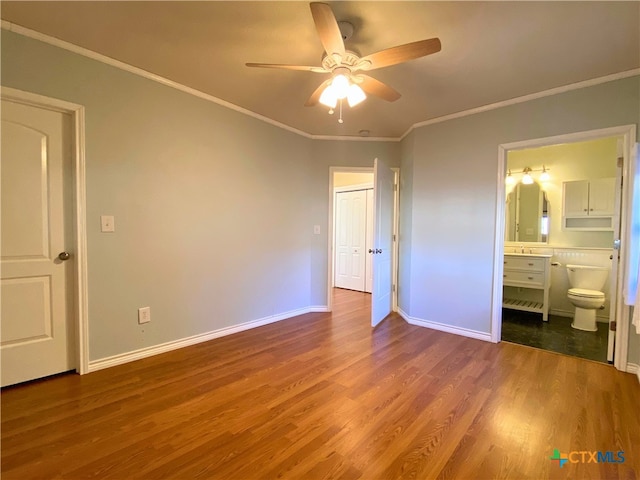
top-left (505, 169), bottom-right (516, 186)
top-left (521, 167), bottom-right (534, 185)
top-left (539, 165), bottom-right (550, 182)
top-left (505, 166), bottom-right (551, 185)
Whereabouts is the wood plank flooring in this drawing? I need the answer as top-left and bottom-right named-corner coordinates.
top-left (2, 288), bottom-right (639, 479)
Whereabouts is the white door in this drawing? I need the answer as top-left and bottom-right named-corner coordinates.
top-left (1, 98), bottom-right (75, 387)
top-left (365, 188), bottom-right (374, 294)
top-left (371, 158), bottom-right (395, 327)
top-left (334, 190), bottom-right (367, 291)
top-left (607, 152), bottom-right (624, 362)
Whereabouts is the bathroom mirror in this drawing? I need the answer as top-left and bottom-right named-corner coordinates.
top-left (505, 182), bottom-right (549, 243)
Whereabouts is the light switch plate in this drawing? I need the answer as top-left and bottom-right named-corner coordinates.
top-left (138, 307), bottom-right (151, 324)
top-left (313, 225), bottom-right (321, 235)
top-left (101, 215), bottom-right (115, 232)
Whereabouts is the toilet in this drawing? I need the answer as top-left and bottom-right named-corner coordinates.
top-left (566, 264), bottom-right (608, 331)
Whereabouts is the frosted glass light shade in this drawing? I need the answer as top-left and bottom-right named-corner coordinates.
top-left (505, 170), bottom-right (515, 186)
top-left (522, 172), bottom-right (534, 184)
top-left (347, 84), bottom-right (366, 107)
top-left (319, 85), bottom-right (338, 108)
top-left (539, 168), bottom-right (550, 182)
top-left (331, 74), bottom-right (350, 99)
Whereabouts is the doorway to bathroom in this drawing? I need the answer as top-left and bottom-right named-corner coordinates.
top-left (493, 125), bottom-right (636, 370)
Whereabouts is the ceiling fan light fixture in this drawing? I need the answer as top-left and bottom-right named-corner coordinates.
top-left (319, 85), bottom-right (338, 108)
top-left (347, 83), bottom-right (366, 107)
top-left (247, 2), bottom-right (442, 116)
top-left (331, 73), bottom-right (350, 99)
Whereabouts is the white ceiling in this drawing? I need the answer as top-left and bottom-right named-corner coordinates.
top-left (2, 1), bottom-right (639, 138)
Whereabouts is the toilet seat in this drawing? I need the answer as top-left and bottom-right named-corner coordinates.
top-left (568, 288), bottom-right (605, 299)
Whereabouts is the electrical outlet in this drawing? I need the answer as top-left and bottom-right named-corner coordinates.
top-left (138, 306), bottom-right (151, 324)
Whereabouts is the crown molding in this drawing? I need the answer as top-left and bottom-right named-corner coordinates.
top-left (310, 134), bottom-right (400, 142)
top-left (400, 68), bottom-right (640, 140)
top-left (3, 20), bottom-right (638, 144)
top-left (1, 20), bottom-right (314, 139)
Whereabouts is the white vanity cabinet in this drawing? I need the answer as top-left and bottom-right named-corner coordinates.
top-left (502, 254), bottom-right (551, 321)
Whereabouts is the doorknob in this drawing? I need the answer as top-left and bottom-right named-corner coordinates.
top-left (368, 249), bottom-right (374, 254)
top-left (58, 252), bottom-right (71, 261)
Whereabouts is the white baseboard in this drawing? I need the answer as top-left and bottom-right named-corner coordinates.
top-left (88, 305), bottom-right (327, 373)
top-left (397, 308), bottom-right (492, 343)
top-left (308, 306), bottom-right (330, 313)
top-left (626, 363), bottom-right (640, 384)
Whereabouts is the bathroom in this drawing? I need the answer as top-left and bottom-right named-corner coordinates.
top-left (501, 135), bottom-right (621, 363)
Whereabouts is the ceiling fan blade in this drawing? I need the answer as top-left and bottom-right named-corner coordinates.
top-left (310, 2), bottom-right (345, 59)
top-left (305, 79), bottom-right (332, 107)
top-left (246, 63), bottom-right (328, 73)
top-left (359, 38), bottom-right (441, 70)
top-left (356, 75), bottom-right (401, 102)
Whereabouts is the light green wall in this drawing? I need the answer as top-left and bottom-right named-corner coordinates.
top-left (2, 30), bottom-right (314, 360)
top-left (1, 29), bottom-right (400, 361)
top-left (3, 27), bottom-right (638, 369)
top-left (401, 76), bottom-right (640, 343)
top-left (398, 131), bottom-right (415, 312)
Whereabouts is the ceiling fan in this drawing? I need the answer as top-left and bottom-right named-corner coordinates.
top-left (246, 2), bottom-right (441, 119)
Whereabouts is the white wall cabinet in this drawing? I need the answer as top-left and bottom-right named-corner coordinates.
top-left (562, 178), bottom-right (615, 230)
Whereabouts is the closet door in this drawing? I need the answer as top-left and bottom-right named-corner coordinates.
top-left (335, 190), bottom-right (367, 291)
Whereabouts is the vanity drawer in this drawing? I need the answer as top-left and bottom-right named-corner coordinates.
top-left (503, 270), bottom-right (544, 286)
top-left (503, 256), bottom-right (546, 272)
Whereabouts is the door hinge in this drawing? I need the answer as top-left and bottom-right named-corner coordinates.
top-left (610, 321), bottom-right (617, 331)
top-left (394, 183), bottom-right (398, 192)
top-left (617, 156), bottom-right (624, 168)
top-left (393, 234), bottom-right (396, 242)
top-left (392, 284), bottom-right (396, 292)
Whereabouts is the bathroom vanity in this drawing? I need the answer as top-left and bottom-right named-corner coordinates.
top-left (502, 253), bottom-right (552, 321)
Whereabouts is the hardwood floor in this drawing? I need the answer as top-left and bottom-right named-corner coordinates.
top-left (2, 288), bottom-right (639, 479)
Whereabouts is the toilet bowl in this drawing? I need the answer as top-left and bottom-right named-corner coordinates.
top-left (566, 265), bottom-right (608, 332)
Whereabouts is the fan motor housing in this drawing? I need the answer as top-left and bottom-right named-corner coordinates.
top-left (322, 50), bottom-right (361, 71)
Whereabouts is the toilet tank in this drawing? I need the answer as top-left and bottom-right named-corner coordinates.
top-left (566, 264), bottom-right (609, 291)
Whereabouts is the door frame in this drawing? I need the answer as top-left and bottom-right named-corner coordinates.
top-left (2, 87), bottom-right (89, 375)
top-left (327, 165), bottom-right (399, 312)
top-left (492, 124), bottom-right (637, 372)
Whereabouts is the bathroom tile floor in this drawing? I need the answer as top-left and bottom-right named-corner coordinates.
top-left (501, 309), bottom-right (609, 363)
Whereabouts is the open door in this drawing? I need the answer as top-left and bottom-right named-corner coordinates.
top-left (371, 157), bottom-right (395, 327)
top-left (607, 142), bottom-right (624, 362)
